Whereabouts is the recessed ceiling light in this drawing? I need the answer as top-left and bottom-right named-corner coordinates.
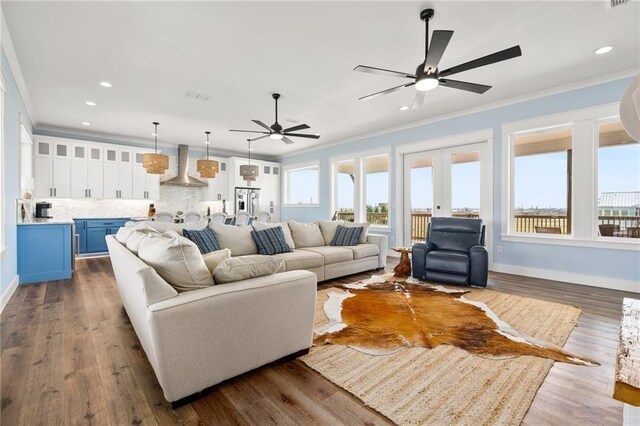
top-left (81, 122), bottom-right (91, 126)
top-left (399, 106), bottom-right (409, 111)
top-left (594, 46), bottom-right (613, 55)
top-left (85, 101), bottom-right (97, 106)
top-left (99, 81), bottom-right (113, 88)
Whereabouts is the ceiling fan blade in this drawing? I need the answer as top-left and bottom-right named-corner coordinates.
top-left (249, 135), bottom-right (270, 142)
top-left (439, 78), bottom-right (492, 94)
top-left (251, 120), bottom-right (272, 131)
top-left (229, 129), bottom-right (270, 134)
top-left (411, 90), bottom-right (427, 110)
top-left (358, 82), bottom-right (415, 101)
top-left (283, 133), bottom-right (320, 139)
top-left (353, 65), bottom-right (415, 79)
top-left (439, 45), bottom-right (522, 78)
top-left (281, 136), bottom-right (295, 145)
top-left (424, 30), bottom-right (454, 73)
top-left (283, 123), bottom-right (310, 133)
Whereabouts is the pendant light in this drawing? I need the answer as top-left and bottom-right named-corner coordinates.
top-left (239, 139), bottom-right (259, 183)
top-left (197, 131), bottom-right (219, 178)
top-left (143, 122), bottom-right (169, 174)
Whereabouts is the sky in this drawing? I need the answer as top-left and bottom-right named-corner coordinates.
top-left (290, 144), bottom-right (640, 210)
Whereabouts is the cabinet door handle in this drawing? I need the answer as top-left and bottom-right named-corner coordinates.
top-left (54, 188), bottom-right (57, 197)
top-left (49, 188), bottom-right (52, 196)
top-left (89, 189), bottom-right (91, 197)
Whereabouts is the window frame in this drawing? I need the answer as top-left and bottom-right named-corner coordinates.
top-left (0, 74), bottom-right (5, 256)
top-left (501, 102), bottom-right (639, 251)
top-left (282, 160), bottom-right (321, 207)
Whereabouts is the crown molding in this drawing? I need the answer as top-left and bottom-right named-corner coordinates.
top-left (278, 68), bottom-right (639, 160)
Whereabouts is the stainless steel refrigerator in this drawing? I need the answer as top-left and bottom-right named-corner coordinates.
top-left (235, 187), bottom-right (261, 216)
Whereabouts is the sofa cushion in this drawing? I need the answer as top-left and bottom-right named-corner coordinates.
top-left (330, 225), bottom-right (363, 246)
top-left (344, 243), bottom-right (380, 260)
top-left (299, 246), bottom-right (354, 265)
top-left (251, 226), bottom-right (292, 255)
top-left (318, 220), bottom-right (344, 245)
top-left (425, 250), bottom-right (469, 276)
top-left (138, 231), bottom-right (214, 292)
top-left (252, 221), bottom-right (296, 249)
top-left (213, 255), bottom-right (284, 284)
top-left (117, 221), bottom-right (155, 244)
top-left (202, 248), bottom-right (231, 274)
top-left (125, 228), bottom-right (160, 255)
top-left (273, 249), bottom-right (324, 271)
top-left (342, 221), bottom-right (370, 244)
top-left (183, 227), bottom-right (221, 254)
top-left (288, 221), bottom-right (325, 248)
top-left (143, 218), bottom-right (209, 235)
top-left (209, 223), bottom-right (258, 256)
top-left (428, 218), bottom-right (483, 252)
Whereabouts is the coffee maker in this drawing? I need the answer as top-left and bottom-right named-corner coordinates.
top-left (35, 202), bottom-right (52, 219)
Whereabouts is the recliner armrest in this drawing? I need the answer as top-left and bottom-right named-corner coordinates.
top-left (469, 245), bottom-right (488, 287)
top-left (411, 243), bottom-right (430, 279)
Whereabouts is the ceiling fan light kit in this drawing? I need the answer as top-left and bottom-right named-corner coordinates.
top-left (354, 8), bottom-right (522, 109)
top-left (143, 122), bottom-right (169, 174)
top-left (197, 131), bottom-right (219, 179)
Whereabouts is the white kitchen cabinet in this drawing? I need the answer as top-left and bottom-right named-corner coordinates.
top-left (34, 157), bottom-right (53, 198)
top-left (133, 152), bottom-right (160, 200)
top-left (205, 158), bottom-right (229, 202)
top-left (70, 160), bottom-right (89, 198)
top-left (34, 140), bottom-right (71, 198)
top-left (104, 147), bottom-right (133, 199)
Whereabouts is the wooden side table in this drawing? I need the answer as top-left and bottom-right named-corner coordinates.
top-left (392, 247), bottom-right (412, 279)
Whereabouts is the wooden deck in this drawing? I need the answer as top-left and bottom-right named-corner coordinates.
top-left (1, 257), bottom-right (636, 425)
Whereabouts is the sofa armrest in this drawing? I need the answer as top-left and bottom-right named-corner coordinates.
top-left (469, 245), bottom-right (488, 287)
top-left (146, 270), bottom-right (317, 402)
top-left (366, 234), bottom-right (388, 268)
top-left (411, 243), bottom-right (429, 279)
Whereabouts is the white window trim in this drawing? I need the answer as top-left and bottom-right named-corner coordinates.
top-left (501, 102), bottom-right (639, 251)
top-left (0, 73), bottom-right (6, 257)
top-left (282, 160), bottom-right (320, 207)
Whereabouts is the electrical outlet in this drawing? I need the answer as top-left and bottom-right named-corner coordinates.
top-left (496, 246), bottom-right (503, 254)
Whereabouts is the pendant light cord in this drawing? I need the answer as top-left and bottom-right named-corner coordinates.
top-left (153, 122), bottom-right (159, 154)
top-left (205, 131), bottom-right (211, 159)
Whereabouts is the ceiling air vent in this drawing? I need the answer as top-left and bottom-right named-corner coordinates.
top-left (185, 91), bottom-right (210, 101)
top-left (606, 0), bottom-right (630, 9)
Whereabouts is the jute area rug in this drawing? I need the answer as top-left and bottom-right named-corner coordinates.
top-left (301, 280), bottom-right (584, 426)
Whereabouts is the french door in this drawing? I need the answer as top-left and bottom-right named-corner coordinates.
top-left (403, 142), bottom-right (491, 248)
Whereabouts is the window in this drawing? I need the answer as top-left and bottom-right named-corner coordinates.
top-left (512, 128), bottom-right (572, 235)
top-left (597, 121), bottom-right (639, 239)
top-left (284, 163), bottom-right (319, 205)
top-left (364, 155), bottom-right (390, 226)
top-left (451, 151), bottom-right (481, 217)
top-left (334, 160), bottom-right (355, 221)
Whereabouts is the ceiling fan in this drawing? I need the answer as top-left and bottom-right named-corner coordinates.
top-left (229, 93), bottom-right (320, 144)
top-left (354, 8), bottom-right (522, 109)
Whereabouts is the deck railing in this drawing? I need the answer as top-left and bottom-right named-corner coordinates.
top-left (335, 211), bottom-right (640, 240)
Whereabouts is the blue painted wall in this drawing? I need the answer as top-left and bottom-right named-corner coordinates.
top-left (1, 46), bottom-right (33, 297)
top-left (280, 77), bottom-right (640, 285)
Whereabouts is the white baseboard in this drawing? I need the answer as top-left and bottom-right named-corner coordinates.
top-left (1, 275), bottom-right (19, 313)
top-left (491, 263), bottom-right (639, 293)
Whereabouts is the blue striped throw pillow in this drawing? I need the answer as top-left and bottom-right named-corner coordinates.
top-left (183, 228), bottom-right (221, 254)
top-left (330, 225), bottom-right (363, 246)
top-left (251, 226), bottom-right (292, 255)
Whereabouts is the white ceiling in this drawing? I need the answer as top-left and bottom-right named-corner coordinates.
top-left (3, 1), bottom-right (639, 159)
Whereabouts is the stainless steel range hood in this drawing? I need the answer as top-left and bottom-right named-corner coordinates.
top-left (161, 144), bottom-right (208, 187)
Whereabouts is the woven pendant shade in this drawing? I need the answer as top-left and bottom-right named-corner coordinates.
top-left (198, 131), bottom-right (219, 178)
top-left (144, 122), bottom-right (169, 175)
top-left (240, 139), bottom-right (259, 182)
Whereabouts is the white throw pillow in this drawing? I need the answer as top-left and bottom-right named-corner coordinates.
top-left (288, 221), bottom-right (325, 248)
top-left (208, 223), bottom-right (258, 256)
top-left (252, 221), bottom-right (296, 249)
top-left (213, 255), bottom-right (284, 284)
top-left (342, 221), bottom-right (370, 244)
top-left (116, 221), bottom-right (154, 244)
top-left (125, 228), bottom-right (160, 255)
top-left (202, 248), bottom-right (231, 274)
top-left (144, 218), bottom-right (209, 235)
top-left (138, 231), bottom-right (214, 292)
top-left (319, 220), bottom-right (346, 245)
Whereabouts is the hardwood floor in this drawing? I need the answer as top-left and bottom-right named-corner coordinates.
top-left (1, 257), bottom-right (636, 425)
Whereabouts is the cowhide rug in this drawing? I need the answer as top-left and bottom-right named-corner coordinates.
top-left (313, 274), bottom-right (599, 366)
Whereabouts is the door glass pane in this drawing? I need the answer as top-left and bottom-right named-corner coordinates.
top-left (56, 144), bottom-right (68, 157)
top-left (451, 151), bottom-right (480, 218)
top-left (364, 155), bottom-right (389, 226)
top-left (74, 146), bottom-right (85, 159)
top-left (107, 150), bottom-right (116, 161)
top-left (121, 151), bottom-right (130, 162)
top-left (335, 160), bottom-right (355, 222)
top-left (221, 162), bottom-right (227, 172)
top-left (91, 148), bottom-right (101, 160)
top-left (38, 142), bottom-right (49, 156)
top-left (513, 129), bottom-right (572, 235)
top-left (597, 121), bottom-right (639, 239)
top-left (135, 153), bottom-right (144, 164)
top-left (409, 156), bottom-right (433, 243)
top-left (264, 166), bottom-right (271, 174)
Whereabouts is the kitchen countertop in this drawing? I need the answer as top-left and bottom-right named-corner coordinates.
top-left (18, 217), bottom-right (75, 225)
top-left (72, 217), bottom-right (148, 221)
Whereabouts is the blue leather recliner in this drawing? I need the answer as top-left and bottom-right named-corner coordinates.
top-left (411, 217), bottom-right (488, 287)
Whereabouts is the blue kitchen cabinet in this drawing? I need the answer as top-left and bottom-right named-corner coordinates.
top-left (18, 224), bottom-right (73, 284)
top-left (76, 218), bottom-right (130, 254)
